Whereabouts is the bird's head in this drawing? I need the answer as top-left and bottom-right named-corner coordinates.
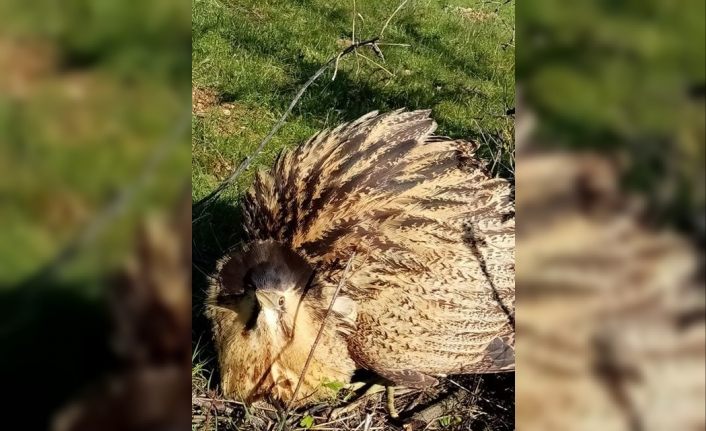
top-left (206, 240), bottom-right (314, 343)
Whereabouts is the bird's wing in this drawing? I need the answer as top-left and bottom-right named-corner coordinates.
top-left (243, 109), bottom-right (437, 253)
top-left (243, 108), bottom-right (512, 268)
top-left (374, 368), bottom-right (439, 388)
top-left (242, 110), bottom-right (514, 375)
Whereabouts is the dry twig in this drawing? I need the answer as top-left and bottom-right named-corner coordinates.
top-left (380, 0), bottom-right (410, 38)
top-left (288, 251), bottom-right (358, 411)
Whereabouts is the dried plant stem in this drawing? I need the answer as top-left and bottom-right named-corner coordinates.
top-left (357, 52), bottom-right (395, 77)
top-left (331, 50), bottom-right (346, 81)
top-left (288, 251), bottom-right (357, 411)
top-left (352, 0), bottom-right (357, 43)
top-left (380, 0), bottom-right (409, 38)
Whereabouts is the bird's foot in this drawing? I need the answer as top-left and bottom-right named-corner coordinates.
top-left (386, 385), bottom-right (400, 419)
top-left (329, 383), bottom-right (388, 419)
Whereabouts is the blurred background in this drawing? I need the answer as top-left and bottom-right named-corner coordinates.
top-left (518, 0), bottom-right (704, 239)
top-left (0, 0), bottom-right (191, 430)
top-left (516, 0), bottom-right (704, 430)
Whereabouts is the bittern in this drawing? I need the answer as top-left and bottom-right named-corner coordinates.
top-left (206, 109), bottom-right (515, 408)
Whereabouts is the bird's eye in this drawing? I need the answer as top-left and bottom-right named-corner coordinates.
top-left (278, 296), bottom-right (285, 307)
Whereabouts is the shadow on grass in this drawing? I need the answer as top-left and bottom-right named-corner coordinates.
top-left (458, 373), bottom-right (515, 431)
top-left (212, 22), bottom-right (514, 179)
top-left (217, 9), bottom-right (512, 131)
top-left (192, 198), bottom-right (247, 383)
top-left (215, 52), bottom-right (513, 179)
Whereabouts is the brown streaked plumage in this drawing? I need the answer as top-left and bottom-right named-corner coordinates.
top-left (206, 109), bottom-right (515, 407)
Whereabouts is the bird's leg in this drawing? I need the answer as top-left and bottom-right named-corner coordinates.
top-left (361, 383), bottom-right (387, 396)
top-left (330, 383), bottom-right (387, 419)
top-left (386, 385), bottom-right (399, 419)
top-left (404, 388), bottom-right (470, 429)
top-left (344, 381), bottom-right (368, 393)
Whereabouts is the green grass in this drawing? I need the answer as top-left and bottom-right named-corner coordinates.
top-left (192, 0), bottom-right (515, 429)
top-left (192, 0), bottom-right (514, 203)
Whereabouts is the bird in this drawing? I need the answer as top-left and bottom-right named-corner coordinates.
top-left (205, 109), bottom-right (515, 408)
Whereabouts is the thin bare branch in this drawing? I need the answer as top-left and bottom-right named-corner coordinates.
top-left (194, 60), bottom-right (330, 213)
top-left (446, 378), bottom-right (473, 394)
top-left (332, 50), bottom-right (346, 81)
top-left (357, 52), bottom-right (395, 77)
top-left (376, 42), bottom-right (411, 47)
top-left (288, 251), bottom-right (358, 411)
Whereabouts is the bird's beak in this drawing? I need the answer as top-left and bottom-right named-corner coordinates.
top-left (255, 290), bottom-right (280, 310)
